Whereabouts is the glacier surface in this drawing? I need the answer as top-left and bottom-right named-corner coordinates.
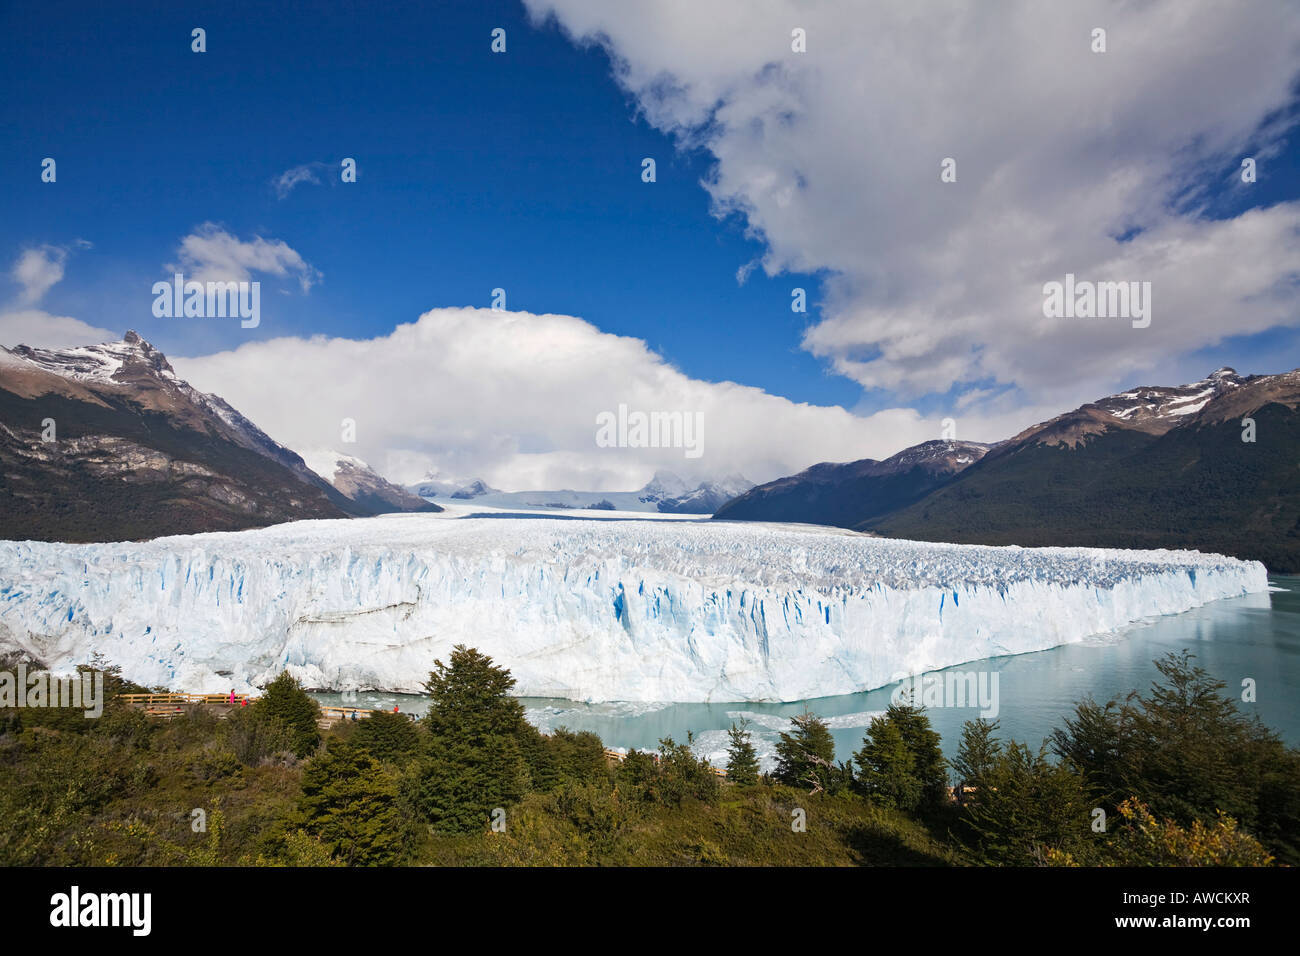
top-left (0, 513), bottom-right (1269, 702)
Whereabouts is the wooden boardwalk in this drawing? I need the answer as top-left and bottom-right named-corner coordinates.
top-left (119, 693), bottom-right (398, 728)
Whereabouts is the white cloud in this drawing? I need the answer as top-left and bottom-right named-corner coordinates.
top-left (11, 245), bottom-right (68, 305)
top-left (174, 307), bottom-right (936, 489)
top-left (167, 223), bottom-right (322, 292)
top-left (272, 162), bottom-right (327, 199)
top-left (524, 0), bottom-right (1300, 414)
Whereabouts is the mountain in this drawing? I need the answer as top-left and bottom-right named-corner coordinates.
top-left (300, 450), bottom-right (441, 515)
top-left (717, 367), bottom-right (1300, 571)
top-left (713, 440), bottom-right (990, 526)
top-left (409, 468), bottom-right (752, 515)
top-left (448, 479), bottom-right (496, 500)
top-left (406, 472), bottom-right (497, 500)
top-left (636, 470), bottom-right (694, 505)
top-left (0, 331), bottom-right (362, 542)
top-left (655, 473), bottom-right (759, 515)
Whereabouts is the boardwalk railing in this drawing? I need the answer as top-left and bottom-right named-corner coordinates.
top-left (120, 692), bottom-right (252, 707)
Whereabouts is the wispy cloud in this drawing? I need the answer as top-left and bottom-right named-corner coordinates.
top-left (272, 161), bottom-right (330, 199)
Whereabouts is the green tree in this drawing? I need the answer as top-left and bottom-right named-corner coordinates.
top-left (410, 646), bottom-right (531, 833)
top-left (774, 710), bottom-right (840, 794)
top-left (962, 741), bottom-right (1095, 866)
top-left (655, 733), bottom-right (720, 807)
top-left (615, 748), bottom-right (661, 803)
top-left (254, 671), bottom-right (321, 758)
top-left (1050, 650), bottom-right (1300, 864)
top-left (853, 716), bottom-right (920, 810)
top-left (882, 702), bottom-right (948, 811)
top-left (725, 719), bottom-right (760, 786)
top-left (297, 742), bottom-right (406, 865)
top-left (952, 718), bottom-right (1003, 794)
top-left (1049, 697), bottom-right (1126, 805)
top-left (547, 727), bottom-right (609, 786)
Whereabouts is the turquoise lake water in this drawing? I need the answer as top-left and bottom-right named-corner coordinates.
top-left (313, 575), bottom-right (1300, 770)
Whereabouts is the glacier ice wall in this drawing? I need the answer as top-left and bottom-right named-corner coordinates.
top-left (0, 514), bottom-right (1270, 702)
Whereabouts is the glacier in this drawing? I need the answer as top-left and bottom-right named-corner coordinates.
top-left (0, 513), bottom-right (1269, 702)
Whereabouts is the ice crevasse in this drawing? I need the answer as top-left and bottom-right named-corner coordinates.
top-left (0, 514), bottom-right (1270, 702)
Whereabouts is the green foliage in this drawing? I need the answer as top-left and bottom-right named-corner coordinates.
top-left (774, 709), bottom-right (844, 794)
top-left (223, 705), bottom-right (296, 765)
top-left (349, 709), bottom-right (421, 765)
top-left (725, 720), bottom-right (760, 786)
top-left (853, 716), bottom-right (920, 811)
top-left (655, 734), bottom-right (721, 807)
top-left (550, 780), bottom-right (633, 858)
top-left (1050, 650), bottom-right (1300, 864)
top-left (613, 735), bottom-right (720, 807)
top-left (1049, 798), bottom-right (1274, 867)
top-left (546, 727), bottom-right (609, 787)
top-left (852, 702), bottom-right (946, 816)
top-left (296, 742), bottom-right (407, 865)
top-left (253, 671), bottom-right (321, 758)
top-left (0, 646), bottom-right (1288, 869)
top-left (960, 741), bottom-right (1096, 866)
top-left (410, 645), bottom-right (532, 833)
top-left (952, 718), bottom-right (1002, 791)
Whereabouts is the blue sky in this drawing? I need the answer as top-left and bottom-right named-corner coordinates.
top-left (0, 0), bottom-right (858, 408)
top-left (2, 0), bottom-right (1298, 489)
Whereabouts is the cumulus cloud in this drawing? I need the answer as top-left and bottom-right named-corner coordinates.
top-left (173, 307), bottom-right (935, 489)
top-left (524, 0), bottom-right (1300, 411)
top-left (0, 308), bottom-right (116, 350)
top-left (167, 223), bottom-right (322, 292)
top-left (11, 245), bottom-right (68, 305)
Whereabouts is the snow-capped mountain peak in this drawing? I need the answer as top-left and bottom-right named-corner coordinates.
top-left (407, 472), bottom-right (498, 499)
top-left (1093, 367), bottom-right (1245, 425)
top-left (637, 470), bottom-right (694, 503)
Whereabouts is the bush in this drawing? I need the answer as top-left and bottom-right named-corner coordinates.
top-left (223, 706), bottom-right (296, 765)
top-left (1049, 798), bottom-right (1274, 867)
top-left (350, 710), bottom-right (421, 765)
top-left (297, 742), bottom-right (407, 865)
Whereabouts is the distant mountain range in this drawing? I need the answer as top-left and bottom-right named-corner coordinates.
top-left (411, 469), bottom-right (754, 515)
top-left (0, 332), bottom-right (438, 543)
top-left (715, 367), bottom-right (1300, 571)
